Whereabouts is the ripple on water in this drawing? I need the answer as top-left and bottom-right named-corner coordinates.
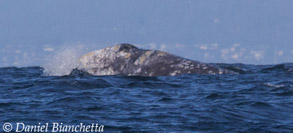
top-left (0, 65), bottom-right (293, 132)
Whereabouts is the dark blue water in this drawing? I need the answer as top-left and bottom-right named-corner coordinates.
top-left (0, 63), bottom-right (293, 132)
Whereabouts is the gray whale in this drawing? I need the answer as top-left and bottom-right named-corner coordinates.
top-left (78, 43), bottom-right (234, 76)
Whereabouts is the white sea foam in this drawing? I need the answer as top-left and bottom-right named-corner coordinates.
top-left (42, 44), bottom-right (89, 76)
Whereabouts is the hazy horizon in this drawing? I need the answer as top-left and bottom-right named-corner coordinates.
top-left (1, 0), bottom-right (293, 67)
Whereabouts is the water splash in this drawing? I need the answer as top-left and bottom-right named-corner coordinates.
top-left (42, 44), bottom-right (88, 76)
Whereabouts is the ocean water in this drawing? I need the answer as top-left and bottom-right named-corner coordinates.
top-left (0, 63), bottom-right (293, 132)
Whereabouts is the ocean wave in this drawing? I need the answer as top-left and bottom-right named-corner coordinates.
top-left (0, 64), bottom-right (292, 132)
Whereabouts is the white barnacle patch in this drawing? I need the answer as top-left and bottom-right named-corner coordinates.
top-left (149, 72), bottom-right (154, 76)
top-left (208, 70), bottom-right (216, 74)
top-left (119, 51), bottom-right (126, 56)
top-left (177, 60), bottom-right (193, 70)
top-left (170, 70), bottom-right (181, 76)
top-left (178, 64), bottom-right (184, 68)
top-left (127, 73), bottom-right (134, 76)
top-left (134, 59), bottom-right (140, 65)
top-left (135, 68), bottom-right (142, 73)
top-left (170, 71), bottom-right (176, 76)
top-left (120, 65), bottom-right (125, 70)
top-left (98, 67), bottom-right (116, 75)
top-left (118, 50), bottom-right (131, 58)
top-left (185, 60), bottom-right (192, 64)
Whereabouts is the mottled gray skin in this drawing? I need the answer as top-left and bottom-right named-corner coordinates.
top-left (79, 43), bottom-right (234, 76)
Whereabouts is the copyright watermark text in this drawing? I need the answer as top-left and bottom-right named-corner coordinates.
top-left (2, 122), bottom-right (104, 132)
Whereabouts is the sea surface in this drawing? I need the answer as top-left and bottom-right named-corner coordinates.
top-left (0, 63), bottom-right (293, 132)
